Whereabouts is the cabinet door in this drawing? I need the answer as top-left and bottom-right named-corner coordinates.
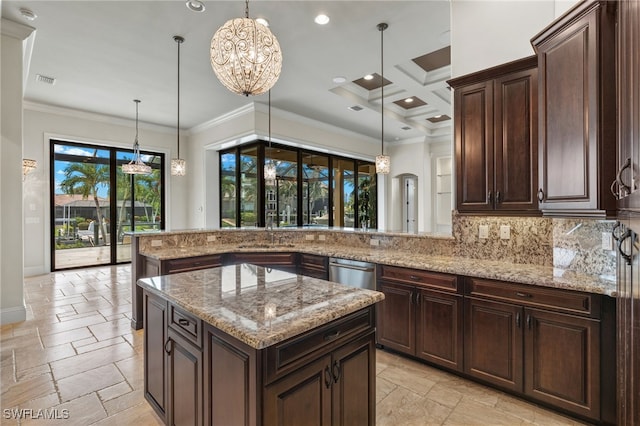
top-left (376, 281), bottom-right (415, 354)
top-left (524, 308), bottom-right (600, 421)
top-left (264, 355), bottom-right (332, 426)
top-left (415, 289), bottom-right (463, 372)
top-left (454, 80), bottom-right (494, 212)
top-left (167, 329), bottom-right (203, 426)
top-left (535, 1), bottom-right (616, 215)
top-left (331, 333), bottom-right (375, 426)
top-left (494, 68), bottom-right (538, 211)
top-left (464, 298), bottom-right (523, 392)
top-left (144, 292), bottom-right (167, 420)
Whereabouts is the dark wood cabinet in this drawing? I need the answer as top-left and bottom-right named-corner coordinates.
top-left (464, 277), bottom-right (606, 422)
top-left (144, 291), bottom-right (168, 421)
top-left (531, 0), bottom-right (617, 217)
top-left (377, 265), bottom-right (462, 372)
top-left (298, 253), bottom-right (329, 280)
top-left (449, 56), bottom-right (538, 214)
top-left (264, 333), bottom-right (375, 426)
top-left (226, 252), bottom-right (297, 273)
top-left (166, 328), bottom-right (203, 426)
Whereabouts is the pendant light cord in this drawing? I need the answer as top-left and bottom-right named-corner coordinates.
top-left (378, 23), bottom-right (387, 156)
top-left (245, 0), bottom-right (249, 18)
top-left (134, 99), bottom-right (140, 151)
top-left (175, 36), bottom-right (184, 159)
top-left (268, 89), bottom-right (272, 161)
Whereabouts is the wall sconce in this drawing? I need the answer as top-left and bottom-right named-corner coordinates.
top-left (22, 159), bottom-right (37, 176)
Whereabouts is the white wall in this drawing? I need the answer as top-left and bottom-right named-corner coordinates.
top-left (450, 0), bottom-right (578, 78)
top-left (22, 105), bottom-right (188, 276)
top-left (1, 19), bottom-right (34, 324)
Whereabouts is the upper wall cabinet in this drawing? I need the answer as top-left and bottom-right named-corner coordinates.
top-left (531, 0), bottom-right (617, 218)
top-left (449, 56), bottom-right (539, 214)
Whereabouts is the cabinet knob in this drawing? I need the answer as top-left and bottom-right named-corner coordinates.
top-left (164, 338), bottom-right (172, 355)
top-left (537, 188), bottom-right (544, 202)
top-left (324, 366), bottom-right (332, 389)
top-left (178, 318), bottom-right (190, 326)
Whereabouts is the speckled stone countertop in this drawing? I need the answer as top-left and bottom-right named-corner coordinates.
top-left (138, 264), bottom-right (384, 349)
top-left (140, 244), bottom-right (617, 297)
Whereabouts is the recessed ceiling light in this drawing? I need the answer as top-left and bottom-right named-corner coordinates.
top-left (256, 18), bottom-right (269, 27)
top-left (405, 98), bottom-right (414, 103)
top-left (185, 0), bottom-right (205, 13)
top-left (434, 114), bottom-right (442, 118)
top-left (333, 76), bottom-right (346, 84)
top-left (364, 74), bottom-right (374, 81)
top-left (314, 14), bottom-right (330, 25)
top-left (20, 7), bottom-right (37, 21)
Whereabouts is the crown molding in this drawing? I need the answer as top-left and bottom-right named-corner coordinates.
top-left (1, 18), bottom-right (35, 40)
top-left (189, 103), bottom-right (256, 134)
top-left (23, 100), bottom-right (175, 134)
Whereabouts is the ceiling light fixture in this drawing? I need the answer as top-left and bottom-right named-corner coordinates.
top-left (264, 90), bottom-right (276, 185)
top-left (19, 7), bottom-right (37, 21)
top-left (122, 100), bottom-right (152, 175)
top-left (210, 0), bottom-right (282, 96)
top-left (405, 97), bottom-right (414, 103)
top-left (333, 76), bottom-right (346, 84)
top-left (171, 35), bottom-right (186, 176)
top-left (375, 23), bottom-right (390, 175)
top-left (364, 74), bottom-right (374, 81)
top-left (185, 0), bottom-right (205, 13)
top-left (314, 14), bottom-right (330, 25)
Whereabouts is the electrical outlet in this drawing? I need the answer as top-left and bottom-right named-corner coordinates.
top-left (207, 235), bottom-right (217, 242)
top-left (151, 239), bottom-right (162, 247)
top-left (500, 225), bottom-right (511, 240)
top-left (370, 238), bottom-right (380, 246)
top-left (602, 232), bottom-right (613, 250)
top-left (318, 234), bottom-right (326, 241)
top-left (305, 234), bottom-right (315, 241)
top-left (479, 225), bottom-right (489, 239)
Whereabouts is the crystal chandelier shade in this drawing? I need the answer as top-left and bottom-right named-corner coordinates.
top-left (22, 159), bottom-right (37, 176)
top-left (264, 90), bottom-right (276, 185)
top-left (210, 1), bottom-right (282, 96)
top-left (171, 35), bottom-right (186, 176)
top-left (376, 23), bottom-right (390, 175)
top-left (122, 100), bottom-right (152, 175)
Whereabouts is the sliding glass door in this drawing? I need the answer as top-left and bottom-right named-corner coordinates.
top-left (51, 140), bottom-right (164, 270)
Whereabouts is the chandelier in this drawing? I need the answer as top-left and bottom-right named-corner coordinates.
top-left (264, 90), bottom-right (277, 185)
top-left (122, 100), bottom-right (152, 175)
top-left (375, 23), bottom-right (390, 175)
top-left (210, 0), bottom-right (282, 96)
top-left (171, 35), bottom-right (186, 176)
top-left (22, 159), bottom-right (37, 176)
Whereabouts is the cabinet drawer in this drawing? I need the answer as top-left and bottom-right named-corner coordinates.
top-left (164, 254), bottom-right (222, 274)
top-left (299, 253), bottom-right (327, 270)
top-left (264, 306), bottom-right (374, 383)
top-left (465, 277), bottom-right (599, 318)
top-left (230, 252), bottom-right (297, 266)
top-left (379, 265), bottom-right (459, 293)
top-left (169, 304), bottom-right (202, 347)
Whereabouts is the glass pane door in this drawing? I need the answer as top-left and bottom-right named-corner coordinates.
top-left (53, 143), bottom-right (111, 269)
top-left (302, 153), bottom-right (329, 227)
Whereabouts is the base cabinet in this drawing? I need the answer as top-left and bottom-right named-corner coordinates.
top-left (166, 329), bottom-right (203, 426)
top-left (377, 265), bottom-right (462, 372)
top-left (144, 292), bottom-right (168, 420)
top-left (464, 277), bottom-right (604, 422)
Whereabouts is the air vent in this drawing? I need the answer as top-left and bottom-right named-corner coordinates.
top-left (401, 126), bottom-right (412, 130)
top-left (348, 105), bottom-right (364, 112)
top-left (35, 74), bottom-right (56, 85)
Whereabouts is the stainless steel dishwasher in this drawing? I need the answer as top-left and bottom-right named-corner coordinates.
top-left (328, 258), bottom-right (376, 290)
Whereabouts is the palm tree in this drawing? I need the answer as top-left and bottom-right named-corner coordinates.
top-left (59, 162), bottom-right (109, 244)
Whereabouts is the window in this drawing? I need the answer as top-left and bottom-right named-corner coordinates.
top-left (220, 141), bottom-right (376, 229)
top-left (51, 140), bottom-right (165, 270)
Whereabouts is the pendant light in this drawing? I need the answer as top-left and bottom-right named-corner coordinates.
top-left (375, 23), bottom-right (391, 175)
top-left (122, 100), bottom-right (152, 175)
top-left (210, 0), bottom-right (282, 96)
top-left (264, 90), bottom-right (277, 185)
top-left (171, 35), bottom-right (186, 176)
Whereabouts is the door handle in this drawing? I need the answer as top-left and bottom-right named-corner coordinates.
top-left (527, 315), bottom-right (532, 330)
top-left (618, 229), bottom-right (633, 266)
top-left (164, 338), bottom-right (172, 355)
top-left (537, 188), bottom-right (544, 202)
top-left (611, 158), bottom-right (633, 199)
top-left (332, 360), bottom-right (341, 383)
top-left (496, 191), bottom-right (501, 204)
top-left (612, 221), bottom-right (624, 242)
top-left (516, 312), bottom-right (521, 328)
top-left (324, 366), bottom-right (332, 389)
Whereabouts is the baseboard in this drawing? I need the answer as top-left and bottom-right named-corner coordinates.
top-left (0, 305), bottom-right (27, 325)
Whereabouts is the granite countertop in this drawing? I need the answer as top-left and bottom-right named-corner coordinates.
top-left (138, 264), bottom-right (384, 349)
top-left (139, 243), bottom-right (617, 297)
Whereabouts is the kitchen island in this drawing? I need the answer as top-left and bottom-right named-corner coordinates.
top-left (138, 263), bottom-right (384, 426)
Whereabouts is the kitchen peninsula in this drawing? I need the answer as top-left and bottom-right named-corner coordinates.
top-left (138, 264), bottom-right (384, 425)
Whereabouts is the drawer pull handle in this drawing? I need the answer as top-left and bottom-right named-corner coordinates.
top-left (324, 366), bottom-right (332, 389)
top-left (178, 318), bottom-right (190, 326)
top-left (515, 292), bottom-right (531, 298)
top-left (415, 293), bottom-right (420, 305)
top-left (496, 191), bottom-right (501, 204)
top-left (516, 312), bottom-right (521, 328)
top-left (164, 338), bottom-right (172, 354)
top-left (323, 330), bottom-right (341, 341)
top-left (618, 229), bottom-right (634, 266)
top-left (409, 275), bottom-right (421, 281)
top-left (527, 315), bottom-right (532, 330)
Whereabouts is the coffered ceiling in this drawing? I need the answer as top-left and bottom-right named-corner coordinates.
top-left (2, 1), bottom-right (452, 145)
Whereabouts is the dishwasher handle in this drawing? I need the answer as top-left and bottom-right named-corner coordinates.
top-left (328, 261), bottom-right (375, 273)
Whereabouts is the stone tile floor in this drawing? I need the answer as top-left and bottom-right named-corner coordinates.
top-left (0, 265), bottom-right (587, 425)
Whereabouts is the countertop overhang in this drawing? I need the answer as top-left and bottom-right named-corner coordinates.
top-left (138, 263), bottom-right (385, 349)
